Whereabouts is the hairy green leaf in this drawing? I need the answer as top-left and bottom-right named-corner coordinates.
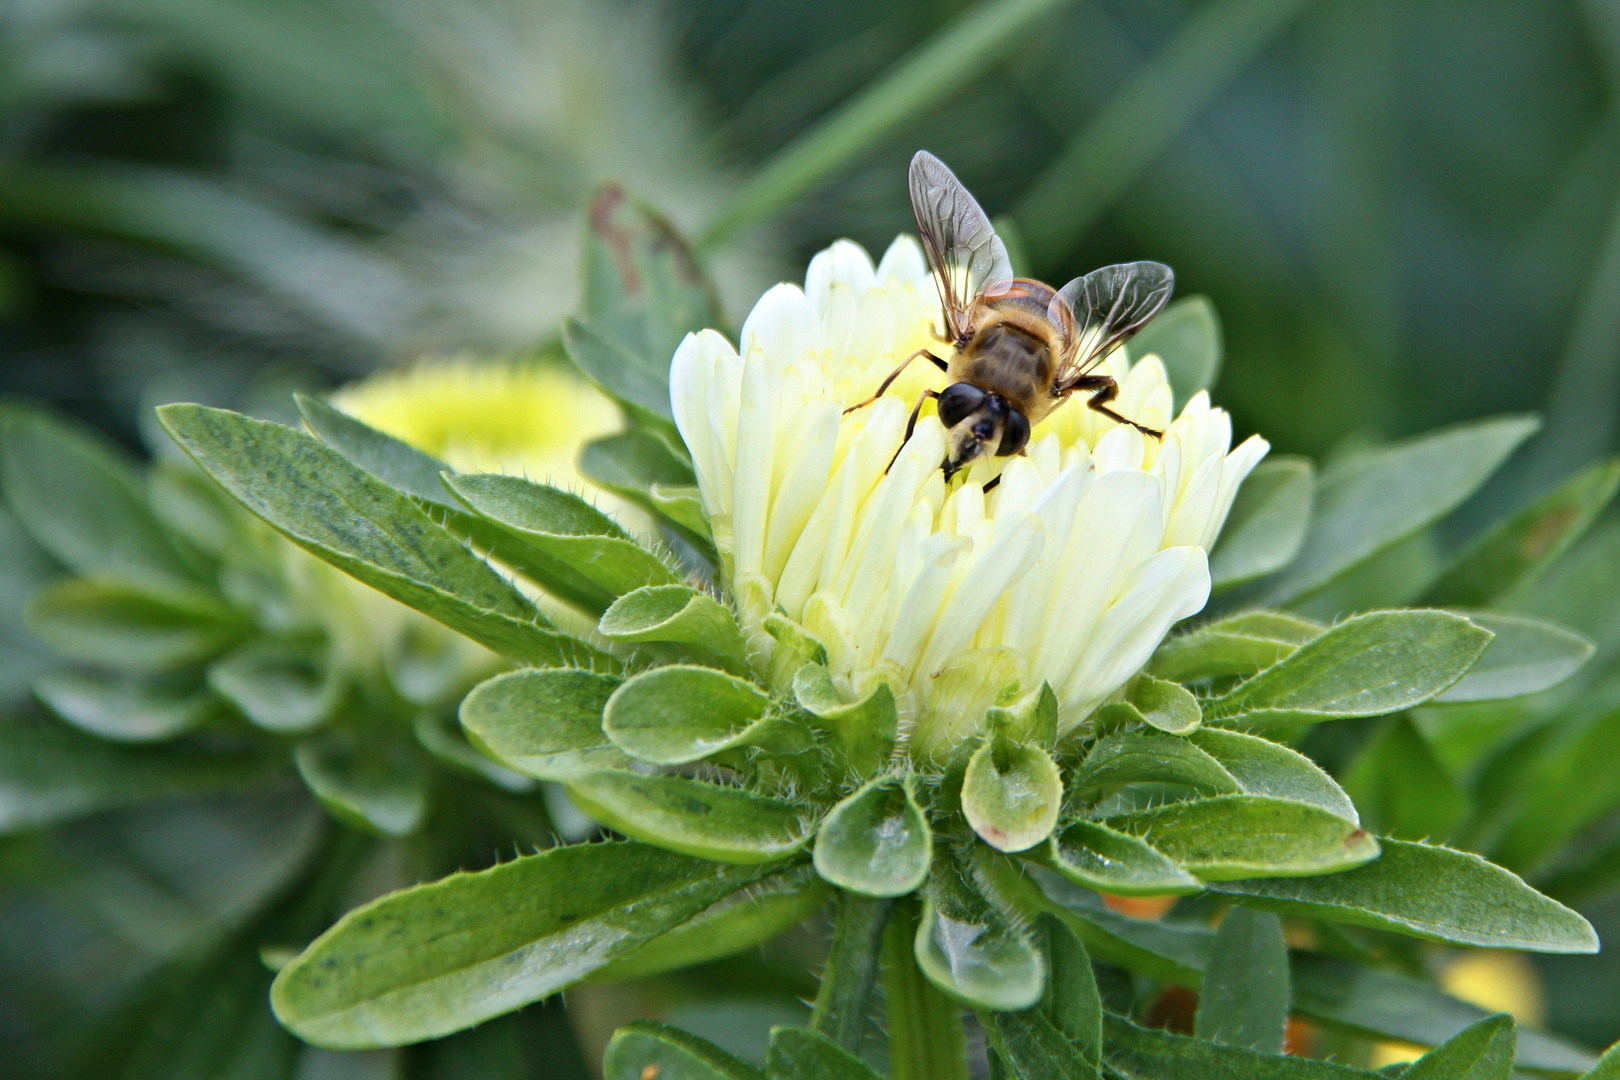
top-left (1068, 730), bottom-right (1239, 806)
top-left (1103, 1013), bottom-right (1380, 1079)
top-left (1040, 819), bottom-right (1202, 896)
top-left (1019, 865), bottom-right (1213, 985)
top-left (598, 586), bottom-right (749, 674)
top-left (814, 774), bottom-right (932, 897)
top-left (1130, 674), bottom-right (1202, 734)
top-left (1107, 794), bottom-right (1378, 879)
top-left (459, 668), bottom-right (626, 781)
top-left (1196, 907), bottom-right (1289, 1053)
top-left (767, 1026), bottom-right (883, 1080)
top-left (963, 738), bottom-right (1062, 852)
top-left (566, 771), bottom-right (815, 864)
top-left (916, 851), bottom-right (1044, 1011)
top-left (604, 1021), bottom-right (765, 1080)
top-left (1210, 456), bottom-right (1314, 589)
top-left (602, 664), bottom-right (774, 765)
top-left (1149, 611), bottom-right (1322, 683)
top-left (295, 392), bottom-right (459, 508)
top-left (792, 663), bottom-right (898, 774)
top-left (1402, 1014), bottom-right (1516, 1080)
top-left (1034, 912), bottom-right (1102, 1074)
top-left (1190, 728), bottom-right (1358, 823)
top-left (993, 1008), bottom-right (1096, 1080)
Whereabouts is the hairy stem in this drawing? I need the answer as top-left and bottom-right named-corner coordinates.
top-left (883, 897), bottom-right (968, 1080)
top-left (811, 890), bottom-right (893, 1053)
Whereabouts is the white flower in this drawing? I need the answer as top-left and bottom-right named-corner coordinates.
top-left (671, 237), bottom-right (1269, 759)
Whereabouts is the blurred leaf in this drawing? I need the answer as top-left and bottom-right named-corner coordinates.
top-left (814, 774), bottom-right (931, 897)
top-left (1190, 728), bottom-right (1358, 823)
top-left (1489, 705), bottom-right (1620, 873)
top-left (459, 667), bottom-right (627, 781)
top-left (28, 578), bottom-right (246, 672)
top-left (1506, 520), bottom-right (1620, 657)
top-left (598, 585), bottom-right (750, 674)
top-left (1209, 457), bottom-right (1314, 589)
top-left (209, 636), bottom-right (344, 734)
top-left (1343, 718), bottom-right (1469, 842)
top-left (1205, 610), bottom-right (1493, 729)
top-left (158, 405), bottom-right (608, 668)
top-left (1131, 295), bottom-right (1222, 409)
top-left (294, 726), bottom-right (429, 837)
top-left (603, 663), bottom-right (774, 766)
top-left (34, 669), bottom-right (212, 742)
top-left (1209, 839), bottom-right (1597, 951)
top-left (565, 771), bottom-right (814, 864)
top-left (604, 1020), bottom-right (765, 1080)
top-left (1020, 865), bottom-right (1212, 984)
top-left (1255, 417), bottom-right (1540, 606)
top-left (766, 1027), bottom-right (882, 1080)
top-left (1402, 1014), bottom-right (1516, 1080)
top-left (1107, 794), bottom-right (1378, 879)
top-left (793, 663), bottom-right (898, 775)
top-left (1149, 610), bottom-right (1322, 683)
top-left (1196, 907), bottom-right (1289, 1053)
top-left (1039, 819), bottom-right (1202, 897)
top-left (915, 850), bottom-right (1044, 1011)
top-left (1425, 458), bottom-right (1620, 607)
top-left (1, 405), bottom-right (205, 592)
top-left (272, 843), bottom-right (780, 1049)
top-left (963, 738), bottom-right (1062, 852)
top-left (1433, 612), bottom-right (1593, 703)
top-left (411, 711), bottom-right (534, 793)
top-left (1101, 1012), bottom-right (1379, 1079)
top-left (565, 318), bottom-right (680, 435)
top-left (148, 461), bottom-right (243, 558)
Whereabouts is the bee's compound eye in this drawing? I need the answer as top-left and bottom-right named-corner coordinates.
top-left (937, 383), bottom-right (986, 428)
top-left (997, 409), bottom-right (1031, 456)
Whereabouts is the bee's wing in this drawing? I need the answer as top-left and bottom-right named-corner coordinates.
top-left (909, 150), bottom-right (1013, 343)
top-left (1052, 261), bottom-right (1175, 391)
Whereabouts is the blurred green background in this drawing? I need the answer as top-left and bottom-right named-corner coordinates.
top-left (2, 0), bottom-right (1619, 1066)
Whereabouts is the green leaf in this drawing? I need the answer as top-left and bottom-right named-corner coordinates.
top-left (993, 1008), bottom-right (1096, 1080)
top-left (1208, 839), bottom-right (1598, 951)
top-left (565, 318), bottom-right (679, 435)
top-left (1290, 954), bottom-right (1596, 1078)
top-left (1149, 611), bottom-right (1322, 683)
top-left (792, 663), bottom-right (898, 775)
top-left (33, 669), bottom-right (212, 741)
top-left (294, 727), bottom-right (429, 837)
top-left (1196, 907), bottom-right (1289, 1053)
top-left (579, 429), bottom-right (714, 563)
top-left (1129, 674), bottom-right (1202, 734)
top-left (963, 738), bottom-right (1062, 852)
top-left (273, 845), bottom-right (778, 1049)
top-left (1068, 730), bottom-right (1240, 806)
top-left (1256, 416), bottom-right (1540, 605)
top-left (566, 771), bottom-right (815, 864)
top-left (1190, 728), bottom-right (1358, 823)
top-left (1107, 794), bottom-right (1378, 879)
top-left (1342, 718), bottom-right (1468, 842)
top-left (1206, 610), bottom-right (1493, 728)
top-left (28, 578), bottom-right (246, 672)
top-left (1020, 865), bottom-right (1213, 985)
top-left (1034, 912), bottom-right (1102, 1072)
top-left (459, 668), bottom-right (627, 781)
top-left (1432, 613), bottom-right (1592, 703)
top-left (1131, 295), bottom-right (1222, 408)
top-left (147, 460), bottom-right (243, 558)
top-left (412, 711), bottom-right (535, 793)
top-left (209, 636), bottom-right (344, 734)
top-left (814, 774), bottom-right (932, 897)
top-left (590, 865), bottom-right (828, 984)
top-left (0, 714), bottom-right (278, 832)
top-left (1210, 457), bottom-right (1314, 589)
top-left (598, 585), bottom-right (750, 674)
top-left (915, 851), bottom-right (1044, 1011)
top-left (1040, 819), bottom-right (1202, 896)
top-left (1583, 1042), bottom-right (1620, 1080)
top-left (1, 405), bottom-right (204, 592)
top-left (157, 404), bottom-right (607, 668)
top-left (1487, 705), bottom-right (1620, 874)
top-left (602, 664), bottom-right (777, 765)
top-left (604, 1020), bottom-right (764, 1080)
top-left (1425, 458), bottom-right (1620, 608)
top-left (294, 392), bottom-right (460, 508)
top-left (767, 1026), bottom-right (883, 1080)
top-left (1102, 1013), bottom-right (1381, 1079)
top-left (988, 682), bottom-right (1060, 746)
top-left (1402, 1015), bottom-right (1516, 1080)
top-left (445, 473), bottom-right (680, 614)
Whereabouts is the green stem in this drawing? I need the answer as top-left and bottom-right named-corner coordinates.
top-left (811, 890), bottom-right (893, 1053)
top-left (883, 897), bottom-right (968, 1080)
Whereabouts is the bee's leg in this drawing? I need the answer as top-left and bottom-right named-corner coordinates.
top-left (885, 389), bottom-right (940, 473)
top-left (1076, 374), bottom-right (1164, 440)
top-left (982, 475), bottom-right (1001, 493)
top-left (844, 349), bottom-right (948, 415)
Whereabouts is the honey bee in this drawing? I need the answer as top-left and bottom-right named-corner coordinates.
top-left (847, 150), bottom-right (1175, 481)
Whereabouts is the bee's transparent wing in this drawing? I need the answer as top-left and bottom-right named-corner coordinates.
top-left (909, 150), bottom-right (1013, 343)
top-left (1053, 261), bottom-right (1175, 390)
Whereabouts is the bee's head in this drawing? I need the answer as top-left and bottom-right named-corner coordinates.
top-left (937, 383), bottom-right (1030, 480)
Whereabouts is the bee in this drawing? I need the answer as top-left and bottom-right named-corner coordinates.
top-left (847, 150), bottom-right (1175, 481)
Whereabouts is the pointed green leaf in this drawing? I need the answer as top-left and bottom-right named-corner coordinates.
top-left (792, 663), bottom-right (897, 774)
top-left (1068, 730), bottom-right (1239, 806)
top-left (272, 844), bottom-right (778, 1049)
top-left (1040, 819), bottom-right (1202, 896)
top-left (1107, 794), bottom-right (1378, 880)
top-left (1432, 613), bottom-right (1592, 703)
top-left (566, 771), bottom-right (814, 864)
top-left (1209, 839), bottom-right (1598, 951)
top-left (1196, 907), bottom-right (1289, 1053)
top-left (28, 578), bottom-right (246, 672)
top-left (294, 728), bottom-right (429, 837)
top-left (988, 682), bottom-right (1059, 746)
top-left (1149, 611), bottom-right (1322, 683)
top-left (814, 774), bottom-right (932, 897)
top-left (34, 669), bottom-right (212, 742)
top-left (916, 850), bottom-right (1044, 1011)
top-left (1425, 457), bottom-right (1620, 608)
top-left (993, 1008), bottom-right (1096, 1080)
top-left (963, 737), bottom-right (1062, 853)
top-left (767, 1026), bottom-right (883, 1080)
top-left (1103, 1013), bottom-right (1380, 1079)
top-left (1583, 1042), bottom-right (1620, 1079)
top-left (156, 404), bottom-right (606, 669)
top-left (605, 1022), bottom-right (763, 1080)
top-left (1038, 912), bottom-right (1102, 1067)
top-left (1190, 728), bottom-right (1358, 823)
top-left (295, 392), bottom-right (460, 508)
top-left (1210, 456), bottom-right (1314, 589)
top-left (1130, 674), bottom-right (1202, 734)
top-left (209, 636), bottom-right (344, 734)
top-left (1131, 295), bottom-right (1222, 407)
top-left (1206, 610), bottom-right (1493, 728)
top-left (602, 664), bottom-right (775, 765)
top-left (580, 428), bottom-right (714, 563)
top-left (1402, 1015), bottom-right (1516, 1080)
top-left (459, 668), bottom-right (626, 781)
top-left (1257, 416), bottom-right (1540, 605)
top-left (598, 586), bottom-right (750, 674)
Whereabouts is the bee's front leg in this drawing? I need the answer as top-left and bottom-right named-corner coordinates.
top-left (845, 349), bottom-right (948, 415)
top-left (1072, 374), bottom-right (1164, 439)
top-left (885, 389), bottom-right (940, 473)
